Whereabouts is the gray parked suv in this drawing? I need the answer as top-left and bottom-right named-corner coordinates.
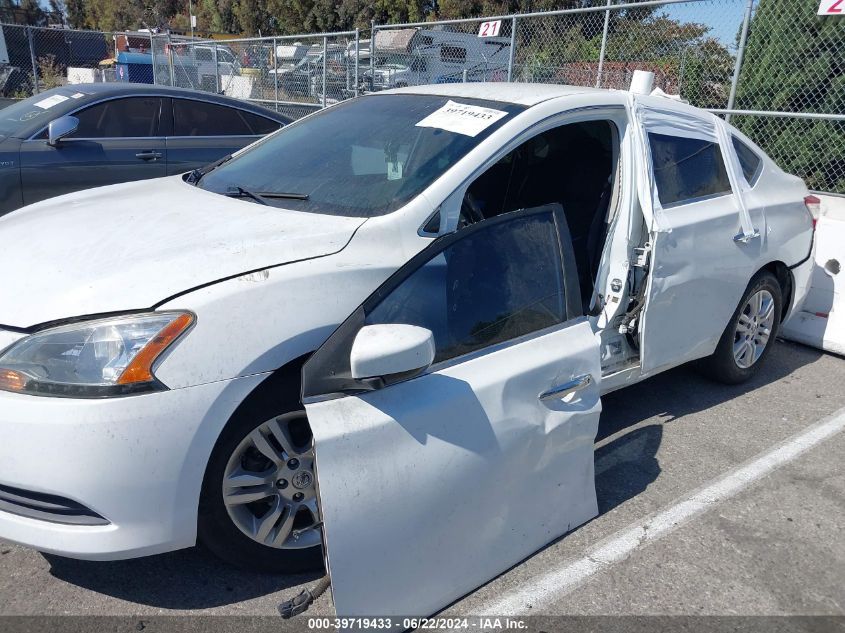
top-left (0, 83), bottom-right (290, 215)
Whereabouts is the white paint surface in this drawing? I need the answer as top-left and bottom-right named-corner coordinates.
top-left (782, 195), bottom-right (845, 356)
top-left (818, 0), bottom-right (844, 15)
top-left (308, 319), bottom-right (602, 622)
top-left (478, 405), bottom-right (845, 615)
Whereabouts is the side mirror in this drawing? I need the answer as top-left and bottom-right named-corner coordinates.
top-left (350, 324), bottom-right (435, 381)
top-left (47, 115), bottom-right (79, 147)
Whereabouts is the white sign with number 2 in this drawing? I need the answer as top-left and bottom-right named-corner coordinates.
top-left (478, 20), bottom-right (502, 37)
top-left (818, 0), bottom-right (843, 15)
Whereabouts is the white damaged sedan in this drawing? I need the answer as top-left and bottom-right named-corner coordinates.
top-left (0, 80), bottom-right (814, 618)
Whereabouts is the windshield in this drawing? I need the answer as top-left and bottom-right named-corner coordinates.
top-left (0, 88), bottom-right (83, 137)
top-left (197, 94), bottom-right (524, 217)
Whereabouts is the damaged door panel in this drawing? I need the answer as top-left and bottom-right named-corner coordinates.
top-left (633, 98), bottom-right (762, 374)
top-left (302, 205), bottom-right (602, 620)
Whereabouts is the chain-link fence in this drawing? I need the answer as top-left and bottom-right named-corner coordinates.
top-left (369, 0), bottom-right (843, 194)
top-left (1, 0), bottom-right (842, 192)
top-left (148, 30), bottom-right (360, 121)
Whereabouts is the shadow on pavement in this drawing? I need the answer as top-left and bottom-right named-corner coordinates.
top-left (593, 340), bottom-right (824, 514)
top-left (44, 544), bottom-right (320, 609)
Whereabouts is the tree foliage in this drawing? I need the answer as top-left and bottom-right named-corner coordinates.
top-left (734, 0), bottom-right (844, 192)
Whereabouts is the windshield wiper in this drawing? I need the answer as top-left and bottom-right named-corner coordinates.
top-left (225, 186), bottom-right (268, 205)
top-left (258, 191), bottom-right (310, 200)
top-left (187, 153), bottom-right (234, 185)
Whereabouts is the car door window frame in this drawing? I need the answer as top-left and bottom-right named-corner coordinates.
top-left (303, 203), bottom-right (584, 401)
top-left (27, 95), bottom-right (166, 141)
top-left (422, 105), bottom-right (628, 237)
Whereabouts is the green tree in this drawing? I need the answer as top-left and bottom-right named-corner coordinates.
top-left (734, 0), bottom-right (844, 192)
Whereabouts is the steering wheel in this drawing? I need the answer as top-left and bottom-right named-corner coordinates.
top-left (459, 191), bottom-right (485, 227)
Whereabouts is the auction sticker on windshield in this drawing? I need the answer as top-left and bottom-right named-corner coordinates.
top-left (416, 100), bottom-right (509, 137)
top-left (33, 94), bottom-right (69, 109)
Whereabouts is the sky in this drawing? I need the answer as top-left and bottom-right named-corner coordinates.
top-left (660, 0), bottom-right (752, 51)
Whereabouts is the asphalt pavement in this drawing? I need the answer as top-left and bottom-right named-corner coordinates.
top-left (1, 339), bottom-right (843, 631)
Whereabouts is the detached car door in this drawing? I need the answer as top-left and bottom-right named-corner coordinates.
top-left (302, 205), bottom-right (602, 620)
top-left (165, 98), bottom-right (279, 175)
top-left (19, 96), bottom-right (167, 205)
top-left (634, 100), bottom-right (761, 374)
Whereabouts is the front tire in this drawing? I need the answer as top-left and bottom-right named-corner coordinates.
top-left (698, 271), bottom-right (782, 385)
top-left (198, 396), bottom-right (323, 573)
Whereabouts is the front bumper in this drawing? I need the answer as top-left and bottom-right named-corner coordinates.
top-left (0, 373), bottom-right (265, 560)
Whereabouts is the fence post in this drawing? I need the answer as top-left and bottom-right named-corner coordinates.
top-left (212, 43), bottom-right (220, 93)
top-left (168, 35), bottom-right (175, 86)
top-left (507, 16), bottom-right (517, 82)
top-left (354, 29), bottom-right (360, 97)
top-left (595, 0), bottom-right (612, 88)
top-left (27, 26), bottom-right (39, 94)
top-left (273, 37), bottom-right (279, 106)
top-left (322, 35), bottom-right (328, 107)
top-left (149, 33), bottom-right (158, 85)
top-left (370, 20), bottom-right (376, 92)
top-left (726, 0), bottom-right (754, 124)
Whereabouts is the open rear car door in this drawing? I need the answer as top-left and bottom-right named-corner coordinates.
top-left (301, 204), bottom-right (603, 621)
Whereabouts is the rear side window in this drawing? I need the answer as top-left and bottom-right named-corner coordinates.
top-left (365, 212), bottom-right (567, 364)
top-left (732, 136), bottom-right (763, 185)
top-left (441, 46), bottom-right (466, 64)
top-left (240, 111), bottom-right (282, 135)
top-left (648, 133), bottom-right (732, 207)
top-left (71, 97), bottom-right (161, 138)
top-left (173, 99), bottom-right (259, 136)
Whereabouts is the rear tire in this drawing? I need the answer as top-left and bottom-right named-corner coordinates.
top-left (198, 387), bottom-right (323, 574)
top-left (697, 271), bottom-right (782, 385)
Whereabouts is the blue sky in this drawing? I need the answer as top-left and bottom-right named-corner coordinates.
top-left (660, 1), bottom-right (751, 51)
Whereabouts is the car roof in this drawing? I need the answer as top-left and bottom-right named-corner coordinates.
top-left (378, 82), bottom-right (613, 106)
top-left (4, 83), bottom-right (289, 139)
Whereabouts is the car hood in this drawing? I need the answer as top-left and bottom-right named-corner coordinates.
top-left (0, 177), bottom-right (366, 328)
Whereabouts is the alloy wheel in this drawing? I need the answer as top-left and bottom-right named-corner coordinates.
top-left (733, 289), bottom-right (775, 369)
top-left (222, 412), bottom-right (321, 550)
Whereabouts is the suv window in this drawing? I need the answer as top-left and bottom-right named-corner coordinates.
top-left (441, 46), bottom-right (466, 64)
top-left (173, 99), bottom-right (263, 136)
top-left (70, 97), bottom-right (161, 138)
top-left (732, 136), bottom-right (763, 185)
top-left (648, 132), bottom-right (732, 206)
top-left (366, 211), bottom-right (567, 364)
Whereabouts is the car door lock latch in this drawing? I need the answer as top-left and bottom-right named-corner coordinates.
top-left (634, 241), bottom-right (652, 268)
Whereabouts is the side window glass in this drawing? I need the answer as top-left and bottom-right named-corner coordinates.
top-left (648, 132), bottom-right (732, 206)
top-left (366, 212), bottom-right (567, 364)
top-left (71, 97), bottom-right (160, 138)
top-left (732, 136), bottom-right (763, 185)
top-left (172, 99), bottom-right (253, 136)
top-left (240, 111), bottom-right (282, 135)
top-left (441, 46), bottom-right (466, 64)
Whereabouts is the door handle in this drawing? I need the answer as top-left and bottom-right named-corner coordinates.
top-left (539, 374), bottom-right (593, 402)
top-left (733, 229), bottom-right (761, 244)
top-left (135, 151), bottom-right (163, 161)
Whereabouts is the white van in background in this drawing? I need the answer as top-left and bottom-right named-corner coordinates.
top-left (365, 28), bottom-right (510, 90)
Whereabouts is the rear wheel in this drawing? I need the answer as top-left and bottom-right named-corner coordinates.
top-left (698, 271), bottom-right (782, 385)
top-left (198, 402), bottom-right (323, 573)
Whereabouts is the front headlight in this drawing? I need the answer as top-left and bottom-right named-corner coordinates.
top-left (0, 312), bottom-right (194, 398)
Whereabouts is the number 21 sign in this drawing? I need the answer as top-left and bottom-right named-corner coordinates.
top-left (818, 0), bottom-right (843, 14)
top-left (478, 20), bottom-right (502, 37)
